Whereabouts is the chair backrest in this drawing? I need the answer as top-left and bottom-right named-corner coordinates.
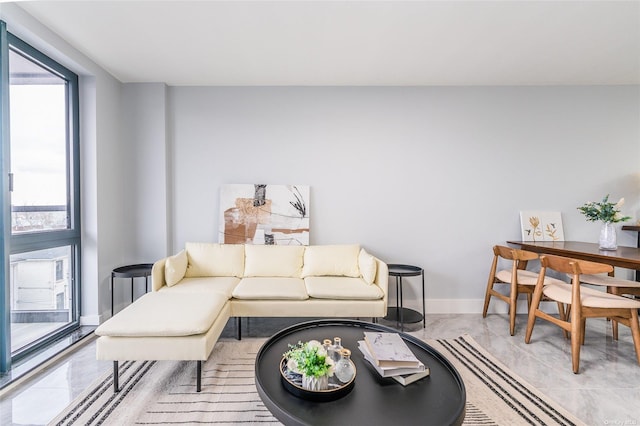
top-left (490, 246), bottom-right (540, 285)
top-left (540, 255), bottom-right (612, 276)
top-left (493, 245), bottom-right (539, 262)
top-left (539, 255), bottom-right (613, 297)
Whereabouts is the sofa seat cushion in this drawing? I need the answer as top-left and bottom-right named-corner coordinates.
top-left (304, 276), bottom-right (384, 300)
top-left (158, 276), bottom-right (240, 298)
top-left (95, 292), bottom-right (228, 337)
top-left (232, 277), bottom-right (308, 300)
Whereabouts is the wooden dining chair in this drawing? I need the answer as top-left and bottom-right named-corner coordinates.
top-left (483, 245), bottom-right (564, 336)
top-left (525, 255), bottom-right (640, 373)
top-left (576, 273), bottom-right (640, 339)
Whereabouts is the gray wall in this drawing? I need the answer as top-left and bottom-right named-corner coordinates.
top-left (168, 86), bottom-right (640, 312)
top-left (3, 2), bottom-right (640, 318)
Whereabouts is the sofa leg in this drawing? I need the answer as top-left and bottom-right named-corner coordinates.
top-left (372, 317), bottom-right (378, 324)
top-left (113, 361), bottom-right (120, 392)
top-left (236, 317), bottom-right (242, 340)
top-left (196, 360), bottom-right (202, 392)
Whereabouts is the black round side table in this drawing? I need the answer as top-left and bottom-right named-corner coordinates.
top-left (111, 263), bottom-right (153, 317)
top-left (384, 264), bottom-right (425, 331)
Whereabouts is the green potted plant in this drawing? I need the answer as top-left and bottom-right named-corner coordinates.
top-left (284, 340), bottom-right (335, 391)
top-left (577, 194), bottom-right (631, 250)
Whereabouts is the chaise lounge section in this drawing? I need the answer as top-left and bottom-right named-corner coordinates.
top-left (95, 243), bottom-right (389, 391)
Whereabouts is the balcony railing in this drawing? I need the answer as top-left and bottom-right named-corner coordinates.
top-left (11, 204), bottom-right (68, 233)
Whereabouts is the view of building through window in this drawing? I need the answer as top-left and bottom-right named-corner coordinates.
top-left (9, 246), bottom-right (71, 352)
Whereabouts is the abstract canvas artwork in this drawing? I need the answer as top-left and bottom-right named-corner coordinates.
top-left (219, 184), bottom-right (310, 245)
top-left (519, 211), bottom-right (564, 242)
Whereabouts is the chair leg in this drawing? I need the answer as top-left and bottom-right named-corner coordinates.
top-left (525, 311), bottom-right (536, 344)
top-left (629, 310), bottom-right (640, 365)
top-left (611, 288), bottom-right (620, 340)
top-left (581, 319), bottom-right (586, 345)
top-left (571, 309), bottom-right (582, 374)
top-left (557, 302), bottom-right (566, 320)
top-left (483, 279), bottom-right (495, 318)
top-left (509, 284), bottom-right (517, 336)
top-left (525, 284), bottom-right (545, 344)
top-left (557, 302), bottom-right (570, 340)
top-left (483, 256), bottom-right (499, 318)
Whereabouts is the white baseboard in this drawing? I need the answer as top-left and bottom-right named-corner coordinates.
top-left (422, 299), bottom-right (560, 314)
top-left (80, 314), bottom-right (101, 326)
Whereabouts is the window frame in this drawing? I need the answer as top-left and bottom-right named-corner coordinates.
top-left (0, 24), bottom-right (81, 370)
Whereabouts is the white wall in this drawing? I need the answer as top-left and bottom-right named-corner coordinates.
top-left (169, 86), bottom-right (640, 312)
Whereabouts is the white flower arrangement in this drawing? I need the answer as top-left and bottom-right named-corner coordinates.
top-left (284, 340), bottom-right (335, 378)
top-left (577, 194), bottom-right (631, 224)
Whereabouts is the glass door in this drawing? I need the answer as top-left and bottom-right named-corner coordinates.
top-left (2, 30), bottom-right (81, 364)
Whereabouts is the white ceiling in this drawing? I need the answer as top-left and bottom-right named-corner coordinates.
top-left (12, 0), bottom-right (640, 86)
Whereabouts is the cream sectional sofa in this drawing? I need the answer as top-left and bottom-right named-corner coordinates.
top-left (95, 243), bottom-right (388, 392)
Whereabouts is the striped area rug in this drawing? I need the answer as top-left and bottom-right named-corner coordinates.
top-left (428, 336), bottom-right (584, 426)
top-left (50, 336), bottom-right (585, 426)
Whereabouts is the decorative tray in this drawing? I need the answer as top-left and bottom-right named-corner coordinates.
top-left (280, 357), bottom-right (356, 402)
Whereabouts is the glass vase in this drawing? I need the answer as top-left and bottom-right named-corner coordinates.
top-left (329, 337), bottom-right (343, 362)
top-left (302, 374), bottom-right (329, 391)
top-left (599, 222), bottom-right (617, 250)
top-left (335, 349), bottom-right (355, 383)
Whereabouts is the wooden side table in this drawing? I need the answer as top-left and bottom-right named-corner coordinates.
top-left (111, 263), bottom-right (153, 317)
top-left (383, 264), bottom-right (425, 331)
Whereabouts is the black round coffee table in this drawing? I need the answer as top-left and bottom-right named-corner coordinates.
top-left (255, 319), bottom-right (466, 426)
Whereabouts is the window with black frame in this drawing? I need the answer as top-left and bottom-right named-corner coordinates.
top-left (0, 22), bottom-right (81, 371)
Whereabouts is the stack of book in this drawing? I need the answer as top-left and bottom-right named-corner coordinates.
top-left (357, 331), bottom-right (430, 386)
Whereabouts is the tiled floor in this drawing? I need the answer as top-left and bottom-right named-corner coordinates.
top-left (1, 314), bottom-right (639, 425)
top-left (0, 326), bottom-right (96, 391)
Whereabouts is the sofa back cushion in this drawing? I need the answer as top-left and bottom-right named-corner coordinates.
top-left (358, 248), bottom-right (378, 284)
top-left (184, 242), bottom-right (245, 277)
top-left (244, 245), bottom-right (305, 277)
top-left (165, 249), bottom-right (188, 286)
top-left (302, 244), bottom-right (361, 277)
